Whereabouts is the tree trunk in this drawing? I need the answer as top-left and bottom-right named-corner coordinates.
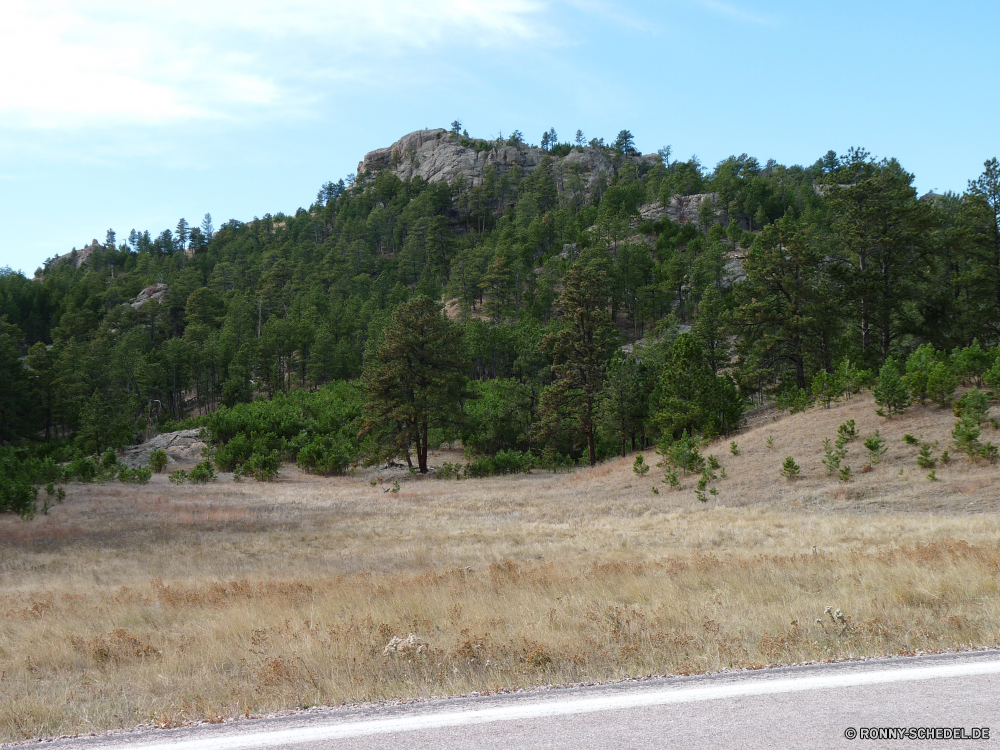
top-left (418, 421), bottom-right (429, 473)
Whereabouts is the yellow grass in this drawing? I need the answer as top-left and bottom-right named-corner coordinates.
top-left (2, 393), bottom-right (1000, 742)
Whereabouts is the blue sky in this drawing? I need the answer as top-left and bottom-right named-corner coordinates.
top-left (2, 0), bottom-right (998, 274)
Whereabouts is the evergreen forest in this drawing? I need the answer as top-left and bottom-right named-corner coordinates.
top-left (3, 126), bottom-right (1000, 515)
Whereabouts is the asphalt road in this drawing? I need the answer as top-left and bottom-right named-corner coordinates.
top-left (21, 650), bottom-right (1000, 750)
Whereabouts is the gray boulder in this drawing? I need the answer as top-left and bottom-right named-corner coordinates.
top-left (120, 429), bottom-right (207, 469)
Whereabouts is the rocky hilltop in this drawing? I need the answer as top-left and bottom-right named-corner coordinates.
top-left (358, 128), bottom-right (719, 226)
top-left (357, 129), bottom-right (658, 193)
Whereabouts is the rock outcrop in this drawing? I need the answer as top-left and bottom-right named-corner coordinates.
top-left (130, 283), bottom-right (168, 310)
top-left (41, 239), bottom-right (102, 275)
top-left (638, 194), bottom-right (722, 226)
top-left (357, 129), bottom-right (658, 194)
top-left (119, 429), bottom-right (207, 469)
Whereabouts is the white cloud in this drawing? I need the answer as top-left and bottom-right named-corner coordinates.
top-left (0, 0), bottom-right (548, 128)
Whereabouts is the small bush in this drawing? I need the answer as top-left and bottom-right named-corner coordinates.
top-left (149, 449), bottom-right (168, 473)
top-left (632, 454), bottom-right (650, 477)
top-left (902, 434), bottom-right (918, 446)
top-left (917, 443), bottom-right (937, 469)
top-left (839, 464), bottom-right (853, 482)
top-left (169, 470), bottom-right (188, 484)
top-left (658, 431), bottom-right (704, 475)
top-left (863, 431), bottom-right (887, 467)
top-left (67, 456), bottom-right (98, 483)
top-left (729, 441), bottom-right (740, 456)
top-left (188, 461), bottom-right (217, 483)
top-left (119, 466), bottom-right (152, 485)
top-left (243, 451), bottom-right (280, 481)
top-left (837, 420), bottom-right (858, 443)
top-left (780, 456), bottom-right (801, 480)
top-left (463, 450), bottom-right (533, 479)
top-left (822, 438), bottom-right (844, 475)
top-left (435, 462), bottom-right (462, 480)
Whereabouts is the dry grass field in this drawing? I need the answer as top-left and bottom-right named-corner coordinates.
top-left (2, 392), bottom-right (1000, 742)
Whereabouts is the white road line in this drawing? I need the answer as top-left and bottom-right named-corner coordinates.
top-left (108, 660), bottom-right (1000, 750)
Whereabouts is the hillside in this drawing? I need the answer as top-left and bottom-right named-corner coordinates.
top-left (0, 128), bottom-right (999, 515)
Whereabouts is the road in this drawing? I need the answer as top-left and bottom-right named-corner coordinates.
top-left (21, 650), bottom-right (1000, 749)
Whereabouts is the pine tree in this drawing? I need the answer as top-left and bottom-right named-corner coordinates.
top-left (537, 261), bottom-right (616, 466)
top-left (362, 297), bottom-right (468, 474)
top-left (873, 357), bottom-right (910, 417)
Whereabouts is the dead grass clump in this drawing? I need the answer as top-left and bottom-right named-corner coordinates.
top-left (70, 628), bottom-right (161, 665)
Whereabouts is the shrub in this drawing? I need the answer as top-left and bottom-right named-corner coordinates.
top-left (67, 456), bottom-right (98, 483)
top-left (188, 461), bottom-right (217, 483)
top-left (242, 451), bottom-right (280, 482)
top-left (981, 442), bottom-right (999, 463)
top-left (837, 419), bottom-right (858, 443)
top-left (168, 470), bottom-right (188, 484)
top-left (119, 466), bottom-right (152, 485)
top-left (873, 358), bottom-right (910, 417)
top-left (822, 438), bottom-right (844, 475)
top-left (917, 443), bottom-right (937, 469)
top-left (811, 370), bottom-right (841, 409)
top-left (149, 449), bottom-right (169, 473)
top-left (839, 464), bottom-right (853, 482)
top-left (435, 462), bottom-right (462, 480)
top-left (658, 431), bottom-right (704, 475)
top-left (951, 339), bottom-right (991, 385)
top-left (903, 433), bottom-right (919, 446)
top-left (204, 381), bottom-right (363, 476)
top-left (955, 388), bottom-right (990, 425)
top-left (926, 362), bottom-right (958, 405)
top-left (463, 450), bottom-right (533, 479)
top-left (776, 387), bottom-right (811, 414)
top-left (729, 441), bottom-right (740, 456)
top-left (632, 454), bottom-right (650, 477)
top-left (780, 456), bottom-right (800, 480)
top-left (952, 416), bottom-right (982, 459)
top-left (863, 431), bottom-right (887, 467)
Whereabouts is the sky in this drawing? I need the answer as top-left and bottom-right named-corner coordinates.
top-left (1, 0), bottom-right (998, 274)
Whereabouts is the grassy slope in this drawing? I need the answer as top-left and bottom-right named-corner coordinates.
top-left (2, 393), bottom-right (1000, 741)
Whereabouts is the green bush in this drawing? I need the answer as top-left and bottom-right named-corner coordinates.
top-left (780, 456), bottom-right (800, 480)
top-left (242, 451), bottom-right (280, 482)
top-left (169, 469), bottom-right (188, 484)
top-left (658, 431), bottom-right (705, 475)
top-left (462, 450), bottom-right (533, 479)
top-left (435, 461), bottom-right (463, 480)
top-left (873, 358), bottom-right (910, 417)
top-left (188, 461), bottom-right (217, 483)
top-left (67, 456), bottom-right (98, 483)
top-left (149, 449), bottom-right (169, 474)
top-left (863, 431), bottom-right (887, 466)
top-left (119, 465), bottom-right (152, 484)
top-left (917, 443), bottom-right (937, 469)
top-left (205, 381), bottom-right (363, 476)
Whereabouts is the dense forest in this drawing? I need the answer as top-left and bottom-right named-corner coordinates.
top-left (2, 125), bottom-right (1000, 514)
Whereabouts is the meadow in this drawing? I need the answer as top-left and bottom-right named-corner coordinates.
top-left (2, 393), bottom-right (999, 742)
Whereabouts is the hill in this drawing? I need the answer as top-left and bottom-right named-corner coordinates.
top-left (0, 128), bottom-right (999, 513)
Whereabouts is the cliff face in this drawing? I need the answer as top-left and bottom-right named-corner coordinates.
top-left (358, 129), bottom-right (725, 228)
top-left (357, 129), bottom-right (658, 193)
